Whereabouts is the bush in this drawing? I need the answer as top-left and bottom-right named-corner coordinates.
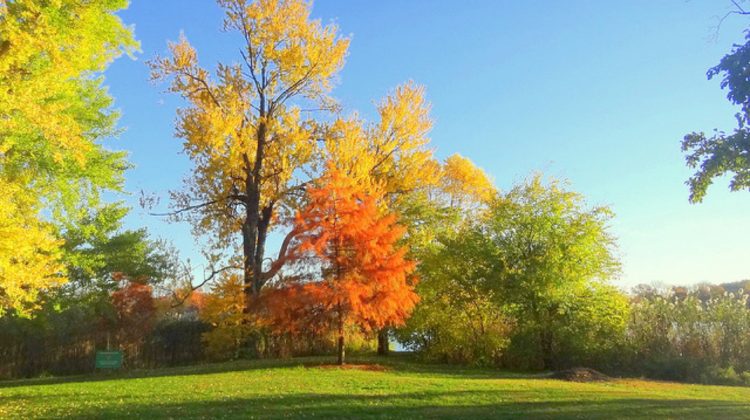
top-left (702, 366), bottom-right (742, 386)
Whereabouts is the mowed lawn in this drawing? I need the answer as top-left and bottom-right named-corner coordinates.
top-left (2, 356), bottom-right (750, 419)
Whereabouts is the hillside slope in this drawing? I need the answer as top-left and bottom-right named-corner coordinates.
top-left (2, 356), bottom-right (749, 419)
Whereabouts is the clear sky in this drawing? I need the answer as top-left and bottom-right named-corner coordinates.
top-left (105, 0), bottom-right (750, 289)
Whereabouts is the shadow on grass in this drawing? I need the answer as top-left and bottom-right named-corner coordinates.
top-left (0, 358), bottom-right (304, 389)
top-left (0, 353), bottom-right (540, 389)
top-left (60, 391), bottom-right (750, 419)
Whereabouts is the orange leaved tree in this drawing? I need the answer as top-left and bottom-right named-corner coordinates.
top-left (264, 167), bottom-right (418, 364)
top-left (111, 281), bottom-right (155, 365)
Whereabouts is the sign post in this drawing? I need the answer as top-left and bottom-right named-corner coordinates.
top-left (95, 351), bottom-right (123, 370)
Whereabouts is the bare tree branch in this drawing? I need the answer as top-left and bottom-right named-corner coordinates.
top-left (150, 194), bottom-right (248, 217)
top-left (170, 264), bottom-right (240, 308)
top-left (711, 1), bottom-right (750, 40)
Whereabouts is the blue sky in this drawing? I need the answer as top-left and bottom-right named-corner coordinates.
top-left (106, 0), bottom-right (750, 288)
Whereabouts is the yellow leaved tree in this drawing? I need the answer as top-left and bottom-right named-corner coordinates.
top-left (150, 0), bottom-right (349, 308)
top-left (325, 82), bottom-right (440, 202)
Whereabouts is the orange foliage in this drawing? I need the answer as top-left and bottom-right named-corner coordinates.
top-left (111, 282), bottom-right (156, 357)
top-left (263, 166), bottom-right (418, 362)
top-left (187, 289), bottom-right (207, 313)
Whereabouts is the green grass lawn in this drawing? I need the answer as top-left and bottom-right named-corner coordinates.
top-left (2, 355), bottom-right (750, 419)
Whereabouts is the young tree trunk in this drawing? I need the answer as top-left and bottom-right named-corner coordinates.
top-left (337, 308), bottom-right (345, 365)
top-left (377, 328), bottom-right (389, 356)
top-left (337, 334), bottom-right (345, 365)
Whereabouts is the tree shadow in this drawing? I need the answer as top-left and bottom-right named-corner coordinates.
top-left (0, 353), bottom-right (542, 389)
top-left (50, 391), bottom-right (750, 419)
top-left (0, 358), bottom-right (304, 389)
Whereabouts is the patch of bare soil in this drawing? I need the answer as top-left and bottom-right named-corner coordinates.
top-left (304, 363), bottom-right (390, 372)
top-left (549, 367), bottom-right (610, 382)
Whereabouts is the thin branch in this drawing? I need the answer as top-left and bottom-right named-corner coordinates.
top-left (272, 63), bottom-right (319, 110)
top-left (237, 7), bottom-right (264, 99)
top-left (170, 264), bottom-right (239, 308)
top-left (180, 71), bottom-right (224, 111)
top-left (370, 143), bottom-right (402, 174)
top-left (150, 194), bottom-right (247, 217)
top-left (240, 48), bottom-right (264, 98)
top-left (732, 0), bottom-right (748, 14)
top-left (278, 180), bottom-right (311, 199)
top-left (712, 1), bottom-right (750, 40)
top-left (150, 199), bottom-right (221, 217)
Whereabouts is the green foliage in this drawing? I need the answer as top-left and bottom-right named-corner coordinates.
top-left (62, 204), bottom-right (175, 292)
top-left (0, 290), bottom-right (116, 378)
top-left (486, 175), bottom-right (625, 369)
top-left (399, 175), bottom-right (627, 370)
top-left (682, 32), bottom-right (750, 203)
top-left (0, 0), bottom-right (139, 314)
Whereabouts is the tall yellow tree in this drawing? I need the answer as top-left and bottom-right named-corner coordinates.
top-left (321, 81), bottom-right (503, 354)
top-left (324, 84), bottom-right (479, 355)
top-left (150, 0), bottom-right (349, 308)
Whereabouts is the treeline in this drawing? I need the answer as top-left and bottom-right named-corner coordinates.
top-left (5, 172), bottom-right (749, 388)
top-left (4, 0), bottom-right (750, 387)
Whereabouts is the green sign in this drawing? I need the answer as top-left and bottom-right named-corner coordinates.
top-left (95, 351), bottom-right (123, 369)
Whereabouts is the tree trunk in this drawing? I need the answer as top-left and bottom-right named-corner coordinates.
top-left (242, 199), bottom-right (259, 311)
top-left (254, 205), bottom-right (273, 293)
top-left (337, 335), bottom-right (345, 365)
top-left (242, 116), bottom-right (268, 313)
top-left (337, 308), bottom-right (345, 365)
top-left (377, 328), bottom-right (389, 356)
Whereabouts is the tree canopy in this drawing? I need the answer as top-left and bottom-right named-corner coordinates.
top-left (150, 0), bottom-right (350, 305)
top-left (0, 0), bottom-right (138, 314)
top-left (682, 31), bottom-right (750, 202)
top-left (263, 166), bottom-right (418, 364)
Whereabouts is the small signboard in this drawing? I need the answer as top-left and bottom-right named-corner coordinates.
top-left (95, 351), bottom-right (123, 369)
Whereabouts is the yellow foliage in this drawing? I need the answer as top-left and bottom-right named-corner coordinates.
top-left (0, 0), bottom-right (135, 314)
top-left (221, 0), bottom-right (349, 98)
top-left (0, 0), bottom-right (137, 168)
top-left (325, 82), bottom-right (440, 202)
top-left (0, 179), bottom-right (65, 315)
top-left (150, 0), bottom-right (349, 245)
top-left (200, 274), bottom-right (254, 360)
top-left (440, 154), bottom-right (496, 207)
top-left (373, 82), bottom-right (437, 194)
